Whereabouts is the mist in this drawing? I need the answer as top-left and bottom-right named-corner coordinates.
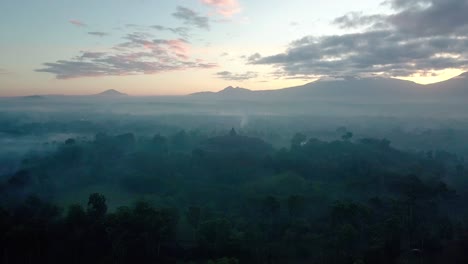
top-left (4, 0), bottom-right (468, 261)
top-left (2, 74), bottom-right (468, 264)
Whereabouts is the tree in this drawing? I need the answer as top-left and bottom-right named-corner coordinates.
top-left (342, 132), bottom-right (353, 141)
top-left (291, 133), bottom-right (307, 148)
top-left (66, 204), bottom-right (87, 226)
top-left (186, 206), bottom-right (201, 239)
top-left (152, 134), bottom-right (168, 154)
top-left (65, 138), bottom-right (76, 145)
top-left (8, 169), bottom-right (30, 187)
top-left (208, 257), bottom-right (239, 264)
top-left (262, 196), bottom-right (280, 217)
top-left (287, 195), bottom-right (306, 218)
top-left (87, 193), bottom-right (107, 219)
top-left (229, 128), bottom-right (237, 137)
top-left (198, 218), bottom-right (233, 252)
top-left (170, 130), bottom-right (188, 150)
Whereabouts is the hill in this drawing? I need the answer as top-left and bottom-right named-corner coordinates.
top-left (190, 86), bottom-right (252, 98)
top-left (261, 77), bottom-right (423, 100)
top-left (425, 72), bottom-right (468, 96)
top-left (96, 89), bottom-right (127, 96)
top-left (21, 95), bottom-right (46, 99)
top-left (190, 73), bottom-right (468, 101)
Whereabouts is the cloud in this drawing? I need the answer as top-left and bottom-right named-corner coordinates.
top-left (252, 0), bottom-right (468, 78)
top-left (36, 32), bottom-right (217, 79)
top-left (247, 53), bottom-right (262, 63)
top-left (125, 24), bottom-right (143, 29)
top-left (384, 0), bottom-right (433, 10)
top-left (0, 68), bottom-right (8, 75)
top-left (215, 71), bottom-right (258, 81)
top-left (88, 32), bottom-right (109, 37)
top-left (151, 25), bottom-right (191, 39)
top-left (164, 39), bottom-right (191, 59)
top-left (80, 52), bottom-right (107, 59)
top-left (388, 0), bottom-right (468, 37)
top-left (69, 20), bottom-right (86, 27)
top-left (201, 0), bottom-right (241, 17)
top-left (333, 12), bottom-right (386, 29)
top-left (172, 6), bottom-right (210, 30)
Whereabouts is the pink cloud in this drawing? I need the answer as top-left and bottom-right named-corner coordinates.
top-left (69, 19), bottom-right (87, 27)
top-left (166, 39), bottom-right (190, 59)
top-left (201, 0), bottom-right (241, 17)
top-left (36, 33), bottom-right (217, 79)
top-left (142, 41), bottom-right (159, 51)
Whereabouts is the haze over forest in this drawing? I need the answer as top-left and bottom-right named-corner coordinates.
top-left (1, 0), bottom-right (468, 263)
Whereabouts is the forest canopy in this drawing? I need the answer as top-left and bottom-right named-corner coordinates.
top-left (1, 128), bottom-right (468, 263)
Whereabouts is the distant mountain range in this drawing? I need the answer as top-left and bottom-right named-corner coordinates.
top-left (14, 72), bottom-right (467, 101)
top-left (21, 95), bottom-right (46, 99)
top-left (191, 86), bottom-right (252, 97)
top-left (425, 72), bottom-right (468, 96)
top-left (191, 72), bottom-right (468, 101)
top-left (17, 89), bottom-right (128, 98)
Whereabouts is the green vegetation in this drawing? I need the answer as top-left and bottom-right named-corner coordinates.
top-left (2, 129), bottom-right (468, 263)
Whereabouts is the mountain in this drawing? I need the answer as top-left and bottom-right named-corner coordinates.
top-left (191, 86), bottom-right (252, 98)
top-left (190, 73), bottom-right (468, 101)
top-left (261, 77), bottom-right (423, 100)
top-left (218, 86), bottom-right (252, 95)
top-left (21, 95), bottom-right (46, 99)
top-left (190, 78), bottom-right (424, 101)
top-left (96, 89), bottom-right (127, 96)
top-left (425, 72), bottom-right (468, 96)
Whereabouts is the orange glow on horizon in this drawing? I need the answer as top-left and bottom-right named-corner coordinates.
top-left (1, 68), bottom-right (466, 97)
top-left (394, 69), bottom-right (465, 85)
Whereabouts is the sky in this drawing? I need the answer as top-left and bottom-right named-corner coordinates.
top-left (0, 0), bottom-right (467, 96)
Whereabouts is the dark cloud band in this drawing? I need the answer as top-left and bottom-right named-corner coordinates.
top-left (215, 71), bottom-right (258, 81)
top-left (252, 0), bottom-right (468, 78)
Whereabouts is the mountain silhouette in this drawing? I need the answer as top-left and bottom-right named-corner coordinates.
top-left (425, 72), bottom-right (468, 96)
top-left (190, 73), bottom-right (468, 101)
top-left (96, 89), bottom-right (127, 96)
top-left (191, 86), bottom-right (252, 97)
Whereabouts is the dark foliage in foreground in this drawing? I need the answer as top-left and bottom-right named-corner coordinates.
top-left (1, 131), bottom-right (468, 263)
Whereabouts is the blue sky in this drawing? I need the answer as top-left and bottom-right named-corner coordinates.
top-left (0, 0), bottom-right (467, 96)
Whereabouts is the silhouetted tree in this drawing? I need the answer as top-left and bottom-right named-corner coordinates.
top-left (262, 196), bottom-right (280, 217)
top-left (287, 195), bottom-right (305, 218)
top-left (291, 133), bottom-right (306, 148)
top-left (87, 193), bottom-right (107, 219)
top-left (229, 128), bottom-right (237, 137)
top-left (342, 131), bottom-right (353, 141)
top-left (186, 206), bottom-right (201, 239)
